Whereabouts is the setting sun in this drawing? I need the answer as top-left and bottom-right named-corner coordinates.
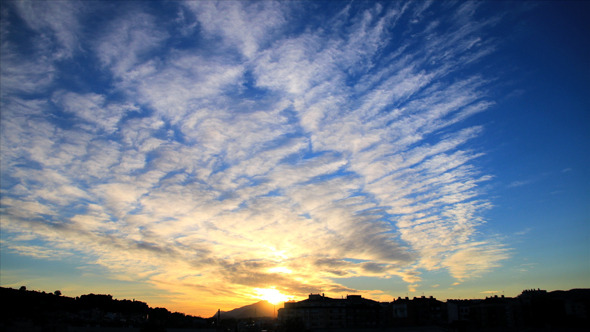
top-left (254, 288), bottom-right (292, 305)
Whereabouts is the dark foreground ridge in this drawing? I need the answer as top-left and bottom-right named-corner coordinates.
top-left (0, 286), bottom-right (212, 332)
top-left (1, 286), bottom-right (589, 332)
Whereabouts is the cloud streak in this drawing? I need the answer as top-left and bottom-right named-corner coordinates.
top-left (1, 1), bottom-right (509, 316)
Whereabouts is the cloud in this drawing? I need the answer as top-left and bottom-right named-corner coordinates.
top-left (52, 91), bottom-right (139, 134)
top-left (95, 10), bottom-right (168, 78)
top-left (507, 179), bottom-right (534, 188)
top-left (0, 9), bottom-right (55, 97)
top-left (11, 0), bottom-right (82, 59)
top-left (514, 228), bottom-right (533, 236)
top-left (185, 1), bottom-right (287, 59)
top-left (443, 242), bottom-right (509, 281)
top-left (0, 1), bottom-right (511, 315)
top-left (2, 243), bottom-right (70, 260)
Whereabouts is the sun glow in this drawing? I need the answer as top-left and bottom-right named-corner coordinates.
top-left (254, 288), bottom-right (292, 305)
top-left (268, 266), bottom-right (293, 274)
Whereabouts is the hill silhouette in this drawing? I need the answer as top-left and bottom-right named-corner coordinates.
top-left (216, 300), bottom-right (282, 319)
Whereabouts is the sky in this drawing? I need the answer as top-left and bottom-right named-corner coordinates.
top-left (1, 0), bottom-right (588, 317)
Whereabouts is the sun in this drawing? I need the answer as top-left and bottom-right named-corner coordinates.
top-left (254, 288), bottom-right (291, 305)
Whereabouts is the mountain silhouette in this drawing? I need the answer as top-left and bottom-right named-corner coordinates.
top-left (215, 300), bottom-right (283, 319)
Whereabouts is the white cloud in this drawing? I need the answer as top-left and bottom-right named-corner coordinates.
top-left (443, 242), bottom-right (509, 281)
top-left (53, 91), bottom-right (138, 134)
top-left (123, 54), bottom-right (245, 124)
top-left (185, 1), bottom-right (287, 59)
top-left (12, 0), bottom-right (81, 59)
top-left (0, 1), bottom-right (511, 314)
top-left (95, 11), bottom-right (168, 78)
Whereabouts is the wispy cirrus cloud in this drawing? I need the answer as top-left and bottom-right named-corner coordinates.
top-left (11, 0), bottom-right (82, 59)
top-left (1, 1), bottom-right (511, 315)
top-left (184, 0), bottom-right (287, 59)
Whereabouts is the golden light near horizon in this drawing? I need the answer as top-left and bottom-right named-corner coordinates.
top-left (254, 288), bottom-right (292, 305)
top-left (267, 266), bottom-right (293, 274)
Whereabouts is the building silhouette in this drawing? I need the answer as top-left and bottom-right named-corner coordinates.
top-left (391, 295), bottom-right (446, 326)
top-left (278, 293), bottom-right (383, 330)
top-left (279, 289), bottom-right (590, 331)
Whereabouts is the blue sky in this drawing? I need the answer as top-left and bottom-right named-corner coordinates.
top-left (1, 0), bottom-right (588, 316)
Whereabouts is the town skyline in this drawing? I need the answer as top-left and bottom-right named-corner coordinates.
top-left (3, 285), bottom-right (588, 331)
top-left (1, 0), bottom-right (588, 318)
top-left (3, 285), bottom-right (587, 319)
